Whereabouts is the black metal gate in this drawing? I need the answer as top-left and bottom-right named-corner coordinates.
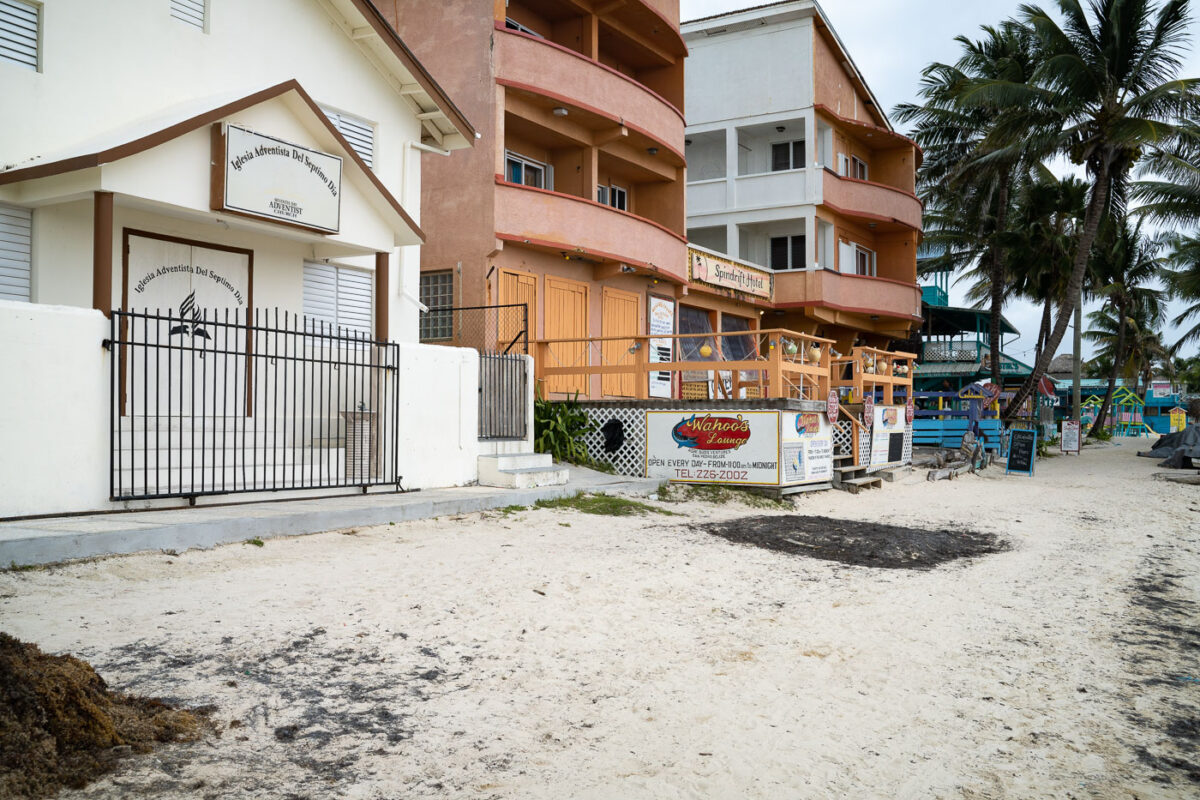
top-left (108, 308), bottom-right (401, 501)
top-left (479, 353), bottom-right (528, 440)
top-left (420, 303), bottom-right (530, 440)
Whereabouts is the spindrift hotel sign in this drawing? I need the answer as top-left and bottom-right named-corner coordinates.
top-left (212, 124), bottom-right (342, 234)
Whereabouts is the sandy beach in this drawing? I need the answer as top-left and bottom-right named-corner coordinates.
top-left (2, 438), bottom-right (1198, 799)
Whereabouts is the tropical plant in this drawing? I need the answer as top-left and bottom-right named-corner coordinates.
top-left (895, 21), bottom-right (1040, 386)
top-left (1173, 353), bottom-right (1200, 391)
top-left (962, 0), bottom-right (1200, 417)
top-left (533, 391), bottom-right (595, 465)
top-left (1081, 219), bottom-right (1164, 434)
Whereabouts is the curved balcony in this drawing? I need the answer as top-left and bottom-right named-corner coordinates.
top-left (774, 268), bottom-right (921, 321)
top-left (494, 179), bottom-right (688, 282)
top-left (495, 26), bottom-right (684, 155)
top-left (821, 170), bottom-right (922, 231)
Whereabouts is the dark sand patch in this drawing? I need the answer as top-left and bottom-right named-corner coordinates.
top-left (0, 632), bottom-right (210, 799)
top-left (698, 515), bottom-right (1008, 569)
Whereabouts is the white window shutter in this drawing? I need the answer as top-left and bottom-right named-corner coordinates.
top-left (838, 241), bottom-right (855, 274)
top-left (322, 108), bottom-right (375, 169)
top-left (0, 0), bottom-right (40, 71)
top-left (0, 203), bottom-right (32, 302)
top-left (170, 0), bottom-right (206, 31)
top-left (303, 261), bottom-right (373, 335)
top-left (837, 153), bottom-right (849, 176)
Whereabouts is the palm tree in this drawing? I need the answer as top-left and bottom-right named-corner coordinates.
top-left (965, 0), bottom-right (1199, 418)
top-left (895, 21), bottom-right (1040, 387)
top-left (1082, 220), bottom-right (1164, 435)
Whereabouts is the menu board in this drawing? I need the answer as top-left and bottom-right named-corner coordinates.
top-left (1060, 420), bottom-right (1081, 455)
top-left (1006, 429), bottom-right (1037, 476)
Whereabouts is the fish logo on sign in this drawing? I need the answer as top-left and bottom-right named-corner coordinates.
top-left (670, 414), bottom-right (752, 451)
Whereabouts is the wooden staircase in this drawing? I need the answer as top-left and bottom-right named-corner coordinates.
top-left (831, 452), bottom-right (883, 494)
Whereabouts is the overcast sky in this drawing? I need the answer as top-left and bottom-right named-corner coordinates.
top-left (680, 0), bottom-right (1200, 362)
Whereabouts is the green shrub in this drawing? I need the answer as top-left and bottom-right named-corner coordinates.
top-left (534, 391), bottom-right (596, 465)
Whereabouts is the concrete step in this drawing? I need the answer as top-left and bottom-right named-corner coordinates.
top-left (477, 453), bottom-right (568, 489)
top-left (837, 476), bottom-right (883, 494)
top-left (879, 466), bottom-right (912, 482)
top-left (478, 452), bottom-right (552, 472)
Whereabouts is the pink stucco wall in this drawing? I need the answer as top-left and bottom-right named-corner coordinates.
top-left (774, 269), bottom-right (921, 320)
top-left (494, 181), bottom-right (687, 282)
top-left (496, 29), bottom-right (684, 152)
top-left (822, 171), bottom-right (922, 231)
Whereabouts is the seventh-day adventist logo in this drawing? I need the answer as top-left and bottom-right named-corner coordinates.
top-left (671, 414), bottom-right (752, 451)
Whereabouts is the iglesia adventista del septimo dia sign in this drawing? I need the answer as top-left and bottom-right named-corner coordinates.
top-left (214, 124), bottom-right (343, 234)
top-left (645, 409), bottom-right (833, 487)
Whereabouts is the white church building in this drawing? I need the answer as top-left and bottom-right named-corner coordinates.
top-left (0, 0), bottom-right (511, 517)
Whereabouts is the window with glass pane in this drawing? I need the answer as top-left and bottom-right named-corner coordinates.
top-left (855, 247), bottom-right (875, 276)
top-left (770, 235), bottom-right (805, 270)
top-left (721, 315), bottom-right (754, 361)
top-left (852, 156), bottom-right (868, 181)
top-left (770, 140), bottom-right (806, 171)
top-left (505, 151), bottom-right (545, 189)
top-left (419, 271), bottom-right (454, 340)
top-left (678, 306), bottom-right (715, 361)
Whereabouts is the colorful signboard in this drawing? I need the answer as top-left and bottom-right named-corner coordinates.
top-left (1151, 381), bottom-right (1173, 399)
top-left (1060, 420), bottom-right (1081, 455)
top-left (826, 390), bottom-right (839, 425)
top-left (905, 395), bottom-right (915, 424)
top-left (781, 411), bottom-right (834, 485)
top-left (868, 404), bottom-right (905, 467)
top-left (646, 411), bottom-right (780, 486)
top-left (648, 295), bottom-right (675, 399)
top-left (215, 124), bottom-right (342, 234)
top-left (688, 248), bottom-right (771, 298)
top-left (863, 394), bottom-right (874, 429)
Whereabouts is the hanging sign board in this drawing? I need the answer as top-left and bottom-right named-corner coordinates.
top-left (868, 404), bottom-right (905, 467)
top-left (645, 411), bottom-right (779, 486)
top-left (781, 411), bottom-right (834, 486)
top-left (688, 248), bottom-right (771, 298)
top-left (648, 295), bottom-right (675, 399)
top-left (213, 124), bottom-right (342, 234)
top-left (863, 394), bottom-right (874, 429)
top-left (1006, 429), bottom-right (1037, 476)
top-left (826, 390), bottom-right (839, 425)
top-left (1151, 381), bottom-right (1173, 399)
top-left (905, 395), bottom-right (915, 424)
top-left (1060, 420), bottom-right (1081, 455)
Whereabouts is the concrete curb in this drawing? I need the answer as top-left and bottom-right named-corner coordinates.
top-left (0, 470), bottom-right (663, 567)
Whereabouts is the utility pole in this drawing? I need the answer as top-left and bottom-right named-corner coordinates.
top-left (1072, 292), bottom-right (1082, 423)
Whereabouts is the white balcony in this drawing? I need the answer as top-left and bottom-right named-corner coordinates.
top-left (687, 168), bottom-right (818, 219)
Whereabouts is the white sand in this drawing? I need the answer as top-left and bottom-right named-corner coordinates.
top-left (2, 439), bottom-right (1198, 799)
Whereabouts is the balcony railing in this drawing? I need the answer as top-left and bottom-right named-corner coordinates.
top-left (494, 179), bottom-right (687, 280)
top-left (831, 346), bottom-right (917, 404)
top-left (822, 170), bottom-right (922, 230)
top-left (774, 269), bottom-right (921, 320)
top-left (533, 328), bottom-right (834, 401)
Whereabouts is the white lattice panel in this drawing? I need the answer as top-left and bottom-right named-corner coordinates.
top-left (832, 420), bottom-right (853, 455)
top-left (582, 407), bottom-right (649, 477)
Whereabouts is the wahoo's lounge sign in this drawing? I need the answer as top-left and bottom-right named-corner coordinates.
top-left (689, 248), bottom-right (772, 299)
top-left (212, 123), bottom-right (342, 234)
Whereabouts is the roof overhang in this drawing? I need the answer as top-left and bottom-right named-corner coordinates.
top-left (0, 80), bottom-right (425, 247)
top-left (335, 0), bottom-right (476, 149)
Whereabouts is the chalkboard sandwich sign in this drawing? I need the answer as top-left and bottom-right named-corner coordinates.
top-left (1005, 428), bottom-right (1037, 476)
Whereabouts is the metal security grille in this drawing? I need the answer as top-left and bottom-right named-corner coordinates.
top-left (479, 354), bottom-right (528, 440)
top-left (108, 308), bottom-right (401, 501)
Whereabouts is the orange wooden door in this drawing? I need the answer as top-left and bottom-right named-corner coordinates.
top-left (601, 287), bottom-right (641, 397)
top-left (497, 268), bottom-right (536, 352)
top-left (544, 275), bottom-right (589, 395)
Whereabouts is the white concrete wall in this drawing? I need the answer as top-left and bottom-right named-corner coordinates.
top-left (0, 301), bottom-right (109, 518)
top-left (394, 343), bottom-right (480, 489)
top-left (684, 16), bottom-right (814, 127)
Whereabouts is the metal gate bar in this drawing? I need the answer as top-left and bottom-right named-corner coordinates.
top-left (479, 353), bottom-right (528, 440)
top-left (108, 307), bottom-right (401, 501)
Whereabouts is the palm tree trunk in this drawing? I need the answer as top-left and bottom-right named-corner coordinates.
top-left (1003, 162), bottom-right (1110, 418)
top-left (1088, 308), bottom-right (1125, 437)
top-left (1035, 296), bottom-right (1052, 364)
top-left (989, 175), bottom-right (1011, 387)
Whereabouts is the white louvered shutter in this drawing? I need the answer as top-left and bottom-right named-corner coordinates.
top-left (0, 0), bottom-right (39, 71)
top-left (0, 203), bottom-right (32, 302)
top-left (170, 0), bottom-right (206, 31)
top-left (322, 109), bottom-right (375, 169)
top-left (303, 262), bottom-right (373, 335)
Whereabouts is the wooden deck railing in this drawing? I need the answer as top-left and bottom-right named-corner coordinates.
top-left (831, 346), bottom-right (917, 404)
top-left (532, 329), bottom-right (835, 401)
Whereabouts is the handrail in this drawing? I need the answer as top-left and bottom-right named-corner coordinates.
top-left (532, 328), bottom-right (835, 345)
